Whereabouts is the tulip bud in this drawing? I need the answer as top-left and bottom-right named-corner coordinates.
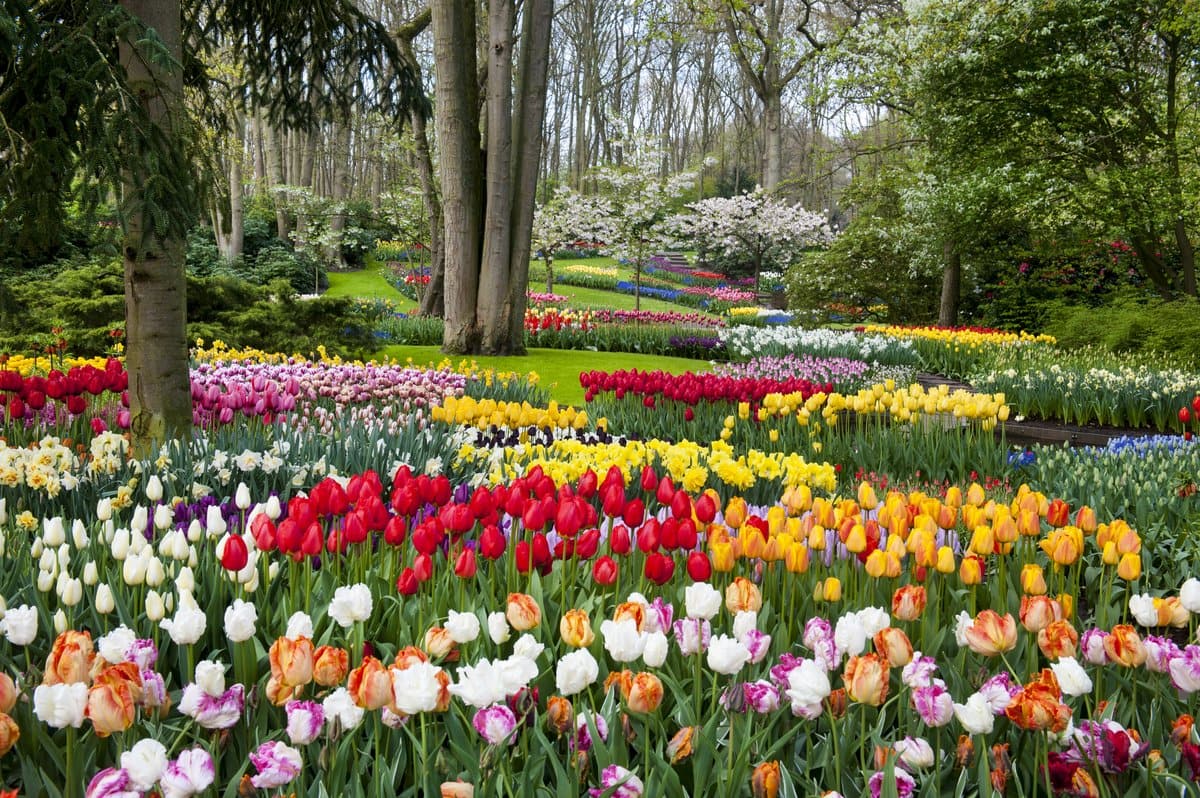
top-left (96, 498), bottom-right (113, 522)
top-left (235, 482), bottom-right (252, 510)
top-left (37, 570), bottom-right (55, 592)
top-left (153, 503), bottom-right (174, 531)
top-left (95, 584), bottom-right (115, 614)
top-left (60, 578), bottom-right (82, 607)
top-left (145, 590), bottom-right (165, 621)
top-left (186, 519), bottom-right (203, 543)
top-left (145, 475), bottom-right (163, 502)
top-left (71, 520), bottom-right (89, 549)
top-left (43, 517), bottom-right (66, 547)
top-left (145, 556), bottom-right (166, 588)
top-left (53, 608), bottom-right (67, 634)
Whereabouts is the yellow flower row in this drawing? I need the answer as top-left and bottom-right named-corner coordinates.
top-left (726, 307), bottom-right (763, 317)
top-left (432, 396), bottom-right (587, 431)
top-left (750, 381), bottom-right (1009, 429)
top-left (861, 324), bottom-right (1056, 347)
top-left (459, 437), bottom-right (838, 494)
top-left (2, 354), bottom-right (112, 376)
top-left (564, 264), bottom-right (619, 277)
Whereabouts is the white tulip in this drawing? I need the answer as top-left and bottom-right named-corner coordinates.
top-left (56, 543), bottom-right (70, 570)
top-left (96, 498), bottom-right (112, 522)
top-left (53, 608), bottom-right (67, 634)
top-left (153, 503), bottom-right (174, 531)
top-left (145, 590), bottom-right (165, 622)
top-left (71, 520), bottom-right (89, 549)
top-left (265, 495), bottom-right (282, 520)
top-left (145, 475), bottom-right (163, 503)
top-left (131, 506), bottom-right (148, 536)
top-left (38, 549), bottom-right (57, 573)
top-left (111, 528), bottom-right (130, 560)
top-left (235, 483), bottom-right (252, 510)
top-left (82, 561), bottom-right (98, 586)
top-left (205, 506), bottom-right (226, 537)
top-left (60, 578), bottom-right (82, 607)
top-left (30, 537), bottom-right (44, 559)
top-left (37, 570), bottom-right (55, 593)
top-left (43, 517), bottom-right (66, 547)
top-left (186, 519), bottom-right (203, 543)
top-left (122, 551), bottom-right (148, 586)
top-left (95, 584), bottom-right (115, 615)
top-left (176, 566), bottom-right (195, 593)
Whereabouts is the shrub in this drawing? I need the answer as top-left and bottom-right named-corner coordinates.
top-left (1042, 292), bottom-right (1200, 361)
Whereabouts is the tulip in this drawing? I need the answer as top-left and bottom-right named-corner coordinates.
top-left (874, 627), bottom-right (914, 668)
top-left (626, 672), bottom-right (664, 713)
top-left (311, 646), bottom-right (349, 687)
top-left (667, 726), bottom-right (696, 764)
top-left (590, 764), bottom-right (643, 798)
top-left (560, 609), bottom-right (595, 648)
top-left (473, 704), bottom-right (518, 745)
top-left (506, 593), bottom-right (542, 631)
top-left (1020, 596), bottom-right (1063, 633)
top-left (1038, 620), bottom-right (1079, 660)
top-left (891, 585), bottom-right (927, 621)
top-left (43, 630), bottom-right (95, 686)
top-left (963, 611), bottom-right (1018, 656)
top-left (726, 576), bottom-right (762, 614)
top-left (1103, 625), bottom-right (1147, 668)
top-left (347, 656), bottom-right (392, 710)
top-left (1005, 682), bottom-right (1071, 733)
top-left (1021, 563), bottom-right (1048, 595)
top-left (751, 761), bottom-right (781, 798)
top-left (269, 637), bottom-right (314, 694)
top-left (249, 741), bottom-right (302, 789)
top-left (843, 654), bottom-right (889, 706)
top-left (0, 673), bottom-right (16, 714)
top-left (592, 556), bottom-right (618, 585)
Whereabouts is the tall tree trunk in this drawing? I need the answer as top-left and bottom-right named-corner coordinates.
top-left (1176, 219), bottom-right (1196, 297)
top-left (118, 0), bottom-right (192, 451)
top-left (763, 89), bottom-right (782, 192)
top-left (938, 242), bottom-right (961, 327)
top-left (294, 128), bottom-right (318, 252)
top-left (220, 114), bottom-right (245, 262)
top-left (251, 113), bottom-right (266, 192)
top-left (263, 119), bottom-right (291, 239)
top-left (503, 0), bottom-right (553, 353)
top-left (325, 118), bottom-right (351, 269)
top-left (433, 0), bottom-right (483, 353)
top-left (477, 0), bottom-right (516, 353)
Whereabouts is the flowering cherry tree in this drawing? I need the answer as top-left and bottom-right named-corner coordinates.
top-left (681, 188), bottom-right (832, 291)
top-left (531, 187), bottom-right (613, 294)
top-left (593, 141), bottom-right (697, 310)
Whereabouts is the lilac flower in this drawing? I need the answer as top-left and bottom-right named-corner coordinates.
top-left (285, 700), bottom-right (325, 745)
top-left (249, 741), bottom-right (302, 789)
top-left (589, 765), bottom-right (644, 798)
top-left (159, 748), bottom-right (216, 798)
top-left (473, 704), bottom-right (519, 745)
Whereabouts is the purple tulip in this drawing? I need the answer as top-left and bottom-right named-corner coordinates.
top-left (672, 618), bottom-right (711, 656)
top-left (85, 768), bottom-right (139, 798)
top-left (159, 748), bottom-right (216, 798)
top-left (911, 683), bottom-right (954, 727)
top-left (589, 765), bottom-right (644, 798)
top-left (179, 683), bottom-right (244, 729)
top-left (285, 699), bottom-right (325, 745)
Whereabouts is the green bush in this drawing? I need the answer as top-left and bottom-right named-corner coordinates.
top-left (1042, 292), bottom-right (1200, 361)
top-left (0, 258), bottom-right (369, 358)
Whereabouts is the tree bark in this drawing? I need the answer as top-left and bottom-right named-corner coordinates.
top-left (118, 0), bottom-right (192, 452)
top-left (432, 0), bottom-right (484, 353)
top-left (325, 117), bottom-right (352, 269)
top-left (503, 0), bottom-right (553, 353)
top-left (263, 119), bottom-right (291, 239)
top-left (477, 0), bottom-right (516, 353)
top-left (938, 242), bottom-right (961, 327)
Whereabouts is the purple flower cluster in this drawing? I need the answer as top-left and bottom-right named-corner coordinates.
top-left (713, 354), bottom-right (871, 388)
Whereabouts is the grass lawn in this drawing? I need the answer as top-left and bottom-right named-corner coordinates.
top-left (374, 345), bottom-right (712, 406)
top-left (325, 261), bottom-right (417, 311)
top-left (550, 283), bottom-right (704, 314)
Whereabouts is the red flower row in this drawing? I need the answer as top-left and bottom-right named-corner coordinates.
top-left (579, 368), bottom-right (831, 407)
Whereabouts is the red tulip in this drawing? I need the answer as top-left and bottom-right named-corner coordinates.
top-left (221, 535), bottom-right (249, 571)
top-left (276, 518), bottom-right (302, 553)
top-left (515, 541), bottom-right (532, 574)
top-left (532, 533), bottom-right (552, 569)
top-left (300, 522), bottom-right (324, 556)
top-left (1181, 407), bottom-right (1192, 425)
top-left (610, 525), bottom-right (632, 555)
top-left (593, 555), bottom-right (618, 586)
top-left (684, 407), bottom-right (695, 422)
top-left (622, 498), bottom-right (645, 529)
top-left (469, 487), bottom-right (495, 518)
top-left (431, 475), bottom-right (452, 506)
top-left (343, 513), bottom-right (368, 544)
top-left (578, 469), bottom-right (598, 499)
top-left (90, 417), bottom-right (107, 435)
top-left (676, 518), bottom-right (698, 550)
top-left (640, 465), bottom-right (658, 493)
top-left (1192, 395), bottom-right (1200, 413)
top-left (413, 553), bottom-right (433, 582)
top-left (251, 515), bottom-right (277, 552)
top-left (479, 525), bottom-right (506, 559)
top-left (637, 519), bottom-right (661, 553)
top-left (555, 498), bottom-right (584, 538)
top-left (670, 491), bottom-right (692, 520)
top-left (396, 568), bottom-right (419, 595)
top-left (391, 483), bottom-right (422, 516)
top-left (644, 552), bottom-right (675, 585)
top-left (383, 517), bottom-right (407, 546)
top-left (454, 548), bottom-right (477, 579)
top-left (661, 518), bottom-right (679, 549)
top-left (575, 528), bottom-right (600, 559)
top-left (522, 501), bottom-right (546, 533)
top-left (686, 551), bottom-right (712, 581)
top-left (66, 395), bottom-right (86, 415)
top-left (656, 476), bottom-right (676, 506)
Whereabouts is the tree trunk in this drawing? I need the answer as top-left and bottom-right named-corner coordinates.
top-left (223, 114), bottom-right (245, 261)
top-left (502, 0), bottom-right (552, 354)
top-left (763, 89), bottom-right (783, 193)
top-left (263, 119), bottom-right (291, 240)
top-left (294, 128), bottom-right (318, 252)
top-left (432, 0), bottom-right (484, 353)
top-left (325, 117), bottom-right (351, 269)
top-left (1129, 235), bottom-right (1174, 298)
top-left (938, 242), bottom-right (961, 327)
top-left (118, 0), bottom-right (192, 452)
top-left (477, 0), bottom-right (516, 354)
top-left (412, 105), bottom-right (447, 318)
top-left (1176, 219), bottom-right (1196, 297)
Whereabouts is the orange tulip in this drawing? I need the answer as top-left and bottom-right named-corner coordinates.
top-left (937, 504), bottom-right (958, 531)
top-left (959, 554), bottom-right (984, 585)
top-left (546, 695), bottom-right (573, 735)
top-left (892, 585), bottom-right (927, 621)
top-left (1117, 552), bottom-right (1141, 581)
top-left (506, 593), bottom-right (542, 631)
top-left (43, 630), bottom-right (95, 686)
top-left (313, 646), bottom-right (350, 686)
top-left (724, 497), bottom-right (747, 529)
top-left (394, 646), bottom-right (431, 670)
top-left (347, 656), bottom-right (393, 710)
top-left (0, 673), bottom-right (16, 714)
top-left (864, 549), bottom-right (888, 578)
top-left (1103, 625), bottom-right (1147, 668)
top-left (857, 482), bottom-right (879, 510)
top-left (560, 609), bottom-right (595, 647)
top-left (873, 627), bottom-right (913, 668)
top-left (86, 664), bottom-right (139, 736)
top-left (1017, 509), bottom-right (1042, 538)
top-left (1005, 683), bottom-right (1071, 733)
top-left (441, 782), bottom-right (475, 798)
top-left (1021, 564), bottom-right (1047, 596)
top-left (1019, 596), bottom-right (1063, 633)
top-left (843, 654), bottom-right (890, 706)
top-left (0, 713), bottom-right (17, 757)
top-left (784, 542), bottom-right (810, 574)
top-left (265, 675), bottom-right (301, 706)
top-left (1057, 592), bottom-right (1075, 620)
top-left (626, 672), bottom-right (664, 713)
top-left (944, 485), bottom-right (964, 508)
top-left (826, 688), bottom-right (848, 719)
top-left (726, 577), bottom-right (763, 614)
top-left (1170, 714), bottom-right (1194, 746)
top-left (1037, 620), bottom-right (1079, 660)
top-left (935, 546), bottom-right (956, 574)
top-left (1040, 526), bottom-right (1083, 566)
top-left (668, 726), bottom-right (697, 764)
top-left (604, 669), bottom-right (634, 702)
top-left (434, 668), bottom-right (452, 712)
top-left (751, 761), bottom-right (781, 798)
top-left (963, 611), bottom-right (1018, 656)
top-left (956, 734), bottom-right (975, 768)
top-left (613, 602), bottom-right (646, 631)
top-left (269, 636), bottom-right (314, 690)
top-left (966, 483), bottom-right (986, 507)
top-left (1075, 506), bottom-right (1097, 534)
top-left (1046, 498), bottom-right (1070, 527)
top-left (1155, 597), bottom-right (1190, 628)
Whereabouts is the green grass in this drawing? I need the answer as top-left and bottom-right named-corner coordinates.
top-left (549, 283), bottom-right (698, 313)
top-left (325, 261), bottom-right (417, 311)
top-left (374, 345), bottom-right (711, 406)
